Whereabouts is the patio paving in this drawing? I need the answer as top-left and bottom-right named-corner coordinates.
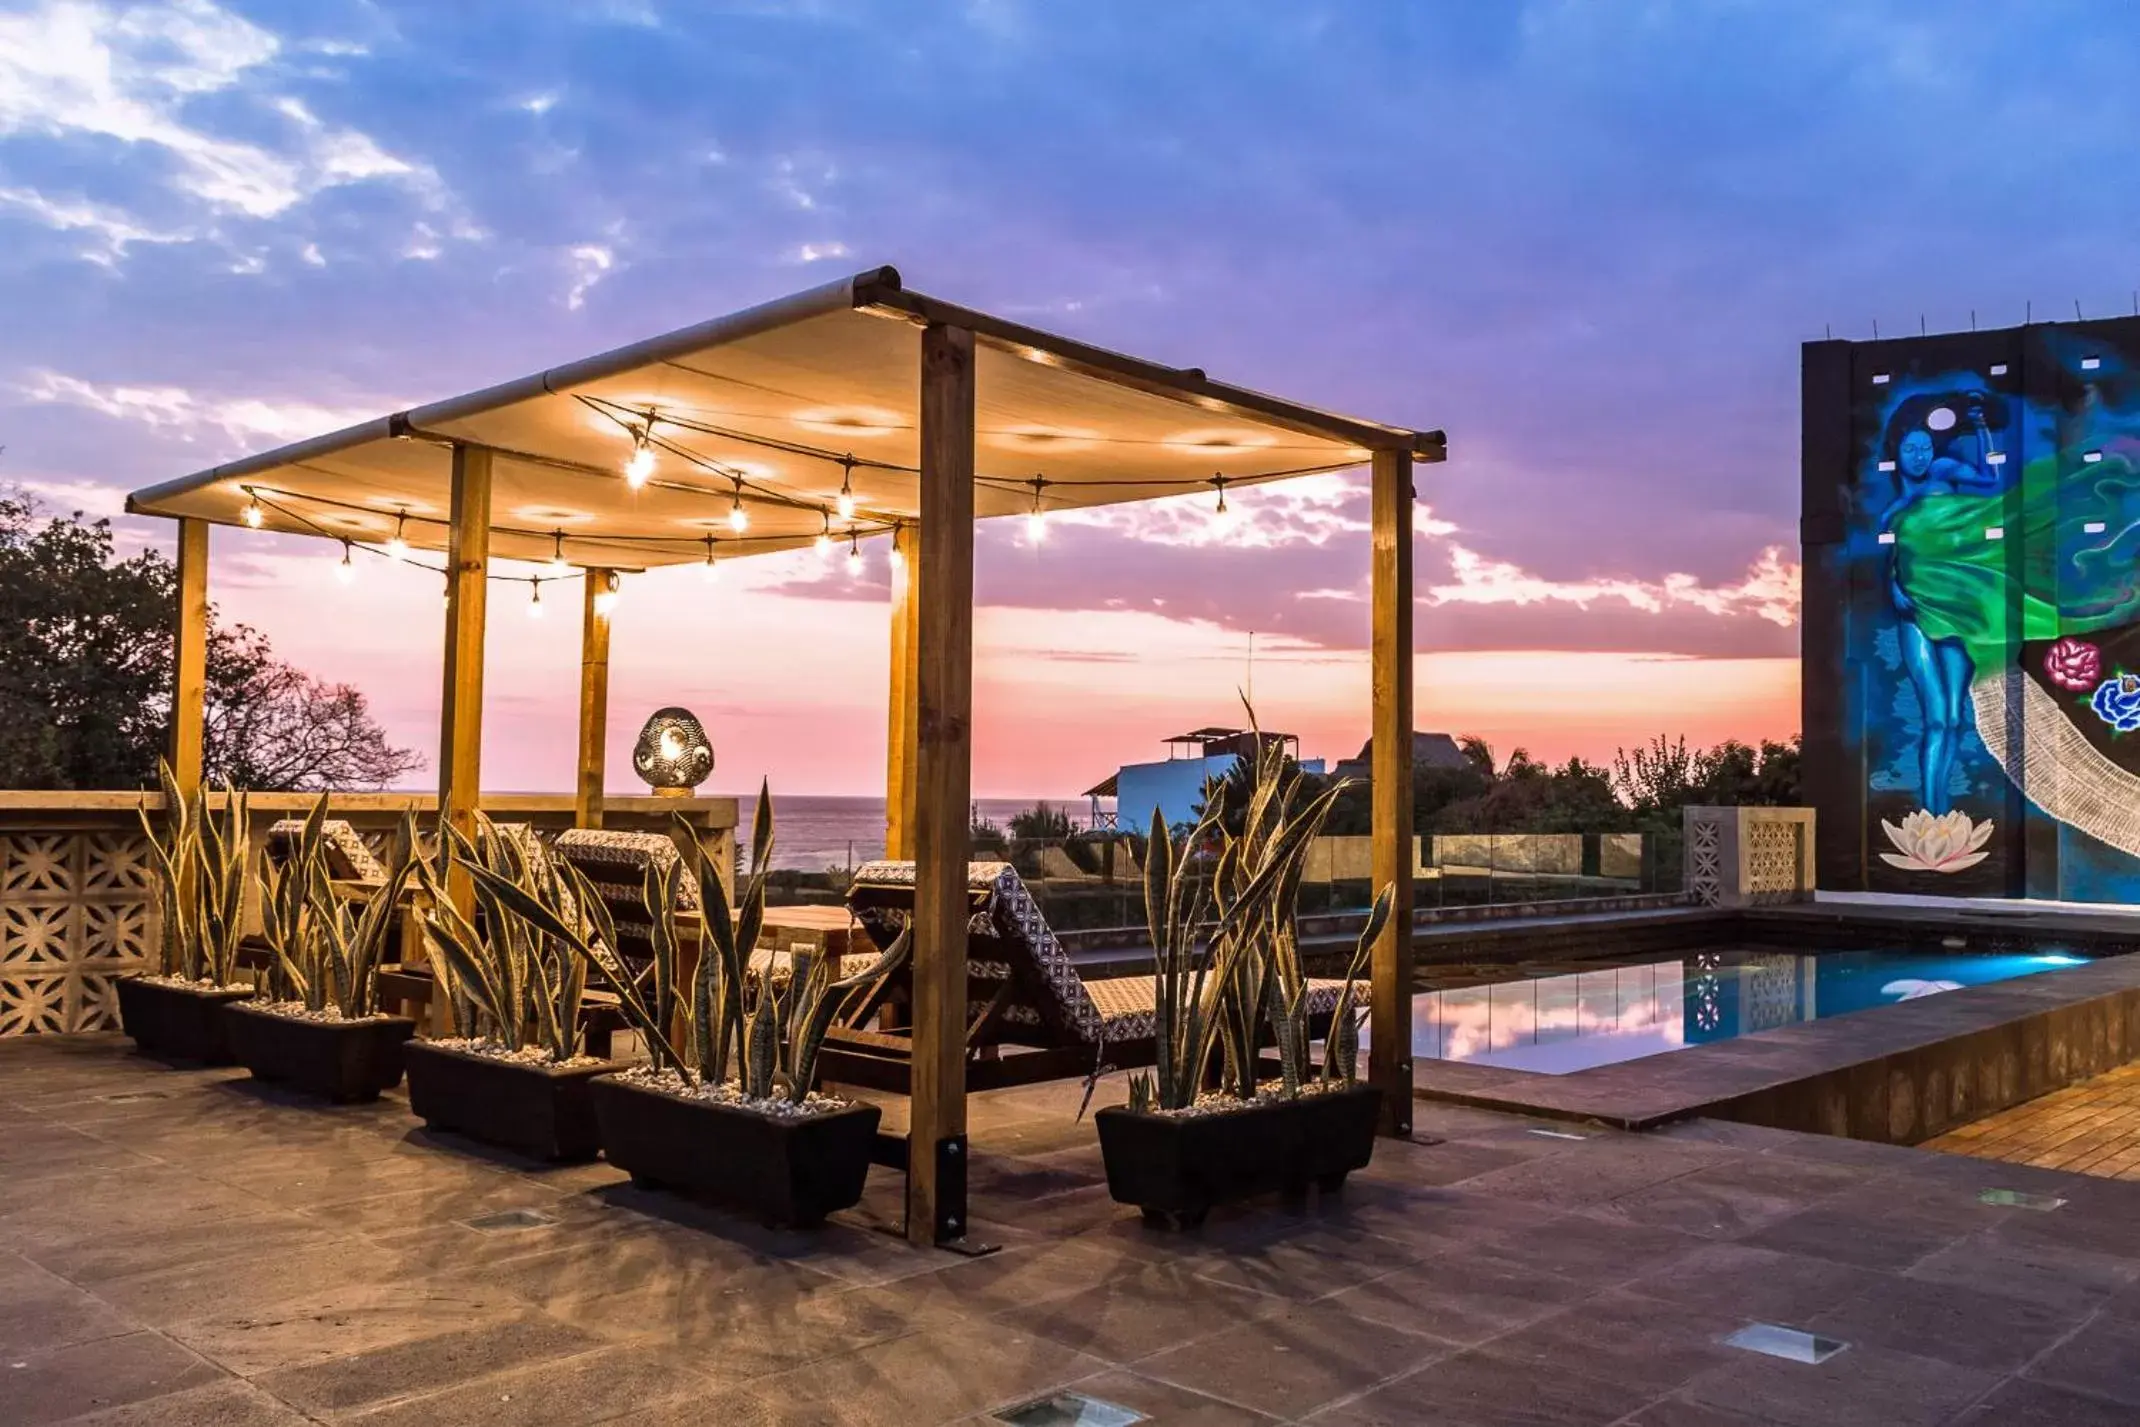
top-left (4, 1034), bottom-right (2140, 1425)
top-left (1925, 1060), bottom-right (2140, 1181)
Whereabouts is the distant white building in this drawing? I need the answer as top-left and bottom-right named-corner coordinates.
top-left (1086, 727), bottom-right (1324, 833)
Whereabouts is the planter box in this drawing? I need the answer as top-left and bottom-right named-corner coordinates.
top-left (116, 978), bottom-right (252, 1065)
top-left (590, 1074), bottom-right (881, 1228)
top-left (1095, 1083), bottom-right (1383, 1229)
top-left (404, 1041), bottom-right (624, 1162)
top-left (223, 1003), bottom-right (416, 1104)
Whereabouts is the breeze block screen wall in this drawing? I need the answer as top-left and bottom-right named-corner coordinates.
top-left (1803, 318), bottom-right (2140, 903)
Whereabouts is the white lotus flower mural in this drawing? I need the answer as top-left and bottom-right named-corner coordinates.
top-left (1879, 810), bottom-right (1995, 874)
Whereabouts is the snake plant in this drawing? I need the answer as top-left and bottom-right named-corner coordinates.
top-left (417, 815), bottom-right (593, 1062)
top-left (256, 794), bottom-right (418, 1018)
top-left (470, 784), bottom-right (906, 1104)
top-left (1128, 705), bottom-right (1392, 1113)
top-left (137, 760), bottom-right (250, 986)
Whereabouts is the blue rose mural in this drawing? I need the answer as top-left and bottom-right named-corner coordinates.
top-left (2092, 674), bottom-right (2140, 734)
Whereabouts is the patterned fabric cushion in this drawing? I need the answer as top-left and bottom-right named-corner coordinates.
top-left (747, 948), bottom-right (879, 982)
top-left (552, 829), bottom-right (702, 911)
top-left (847, 861), bottom-right (1108, 1043)
top-left (1083, 975), bottom-right (1368, 1038)
top-left (266, 818), bottom-right (389, 882)
top-left (493, 823), bottom-right (579, 929)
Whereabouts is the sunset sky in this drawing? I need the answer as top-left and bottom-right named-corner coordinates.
top-left (3, 0), bottom-right (2134, 797)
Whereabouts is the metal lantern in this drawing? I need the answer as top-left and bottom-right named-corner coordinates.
top-left (632, 707), bottom-right (713, 795)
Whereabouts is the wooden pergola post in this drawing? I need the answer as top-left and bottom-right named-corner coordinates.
top-left (167, 517), bottom-right (210, 800)
top-left (907, 324), bottom-right (975, 1245)
top-left (576, 567), bottom-right (614, 829)
top-left (1369, 447), bottom-right (1415, 1138)
top-left (438, 444), bottom-right (492, 934)
top-left (885, 524), bottom-right (921, 861)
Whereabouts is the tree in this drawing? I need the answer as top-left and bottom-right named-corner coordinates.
top-left (1007, 801), bottom-right (1073, 842)
top-left (0, 493), bottom-right (420, 791)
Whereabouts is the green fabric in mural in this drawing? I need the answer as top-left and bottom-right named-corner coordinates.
top-left (1891, 487), bottom-right (2056, 671)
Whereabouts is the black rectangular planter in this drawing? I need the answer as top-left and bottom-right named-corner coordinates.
top-left (1095, 1083), bottom-right (1383, 1229)
top-left (589, 1074), bottom-right (881, 1228)
top-left (223, 1003), bottom-right (416, 1104)
top-left (115, 978), bottom-right (252, 1065)
top-left (404, 1041), bottom-right (624, 1162)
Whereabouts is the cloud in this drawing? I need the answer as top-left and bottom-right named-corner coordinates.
top-left (0, 184), bottom-right (190, 262)
top-left (788, 241), bottom-right (850, 263)
top-left (1426, 543), bottom-right (1800, 627)
top-left (564, 240), bottom-right (621, 309)
top-left (16, 369), bottom-right (385, 447)
top-left (0, 0), bottom-right (464, 252)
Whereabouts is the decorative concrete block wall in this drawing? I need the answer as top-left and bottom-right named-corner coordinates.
top-left (1684, 807), bottom-right (1816, 908)
top-left (0, 826), bottom-right (155, 1035)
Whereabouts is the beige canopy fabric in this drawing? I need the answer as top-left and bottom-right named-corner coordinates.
top-left (126, 266), bottom-right (1442, 570)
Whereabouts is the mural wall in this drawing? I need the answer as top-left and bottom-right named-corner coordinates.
top-left (1802, 318), bottom-right (2140, 902)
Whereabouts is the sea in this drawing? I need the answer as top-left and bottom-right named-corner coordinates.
top-left (732, 794), bottom-right (1094, 871)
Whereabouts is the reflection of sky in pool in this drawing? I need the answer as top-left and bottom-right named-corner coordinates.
top-left (1409, 948), bottom-right (2090, 1075)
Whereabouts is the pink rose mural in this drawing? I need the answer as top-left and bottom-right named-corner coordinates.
top-left (2045, 637), bottom-right (2103, 693)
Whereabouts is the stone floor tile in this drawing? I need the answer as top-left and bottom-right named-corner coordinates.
top-left (1447, 1141), bottom-right (1740, 1211)
top-left (1, 1330), bottom-right (226, 1427)
top-left (1465, 1216), bottom-right (1709, 1289)
top-left (20, 1213), bottom-right (332, 1288)
top-left (1306, 1348), bottom-right (1654, 1427)
top-left (253, 1315), bottom-right (603, 1418)
top-left (45, 1378), bottom-right (317, 1426)
top-left (1474, 1288), bottom-right (1737, 1397)
top-left (0, 1275), bottom-right (144, 1356)
top-left (1953, 1378), bottom-right (2140, 1426)
top-left (711, 1321), bottom-right (1106, 1425)
top-left (1618, 1398), bottom-right (1779, 1427)
top-left (85, 1234), bottom-right (431, 1326)
top-left (973, 1368), bottom-right (1285, 1425)
top-left (1907, 1229), bottom-right (2140, 1315)
top-left (337, 1341), bottom-right (709, 1427)
top-left (164, 1276), bottom-right (541, 1377)
top-left (1622, 1243), bottom-right (1884, 1322)
top-left (1740, 1203), bottom-right (1962, 1273)
top-left (1679, 1342), bottom-right (1998, 1427)
top-left (1135, 1299), bottom-right (1452, 1419)
top-left (1810, 1273), bottom-right (2087, 1374)
top-left (2022, 1312), bottom-right (2140, 1407)
top-left (992, 1259), bottom-right (1284, 1364)
top-left (1322, 1255), bottom-right (1592, 1346)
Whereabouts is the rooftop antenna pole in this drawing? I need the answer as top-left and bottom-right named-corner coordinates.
top-left (2076, 299), bottom-right (2085, 320)
top-left (1872, 318), bottom-right (1880, 339)
top-left (1920, 315), bottom-right (1927, 336)
top-left (1971, 309), bottom-right (1977, 331)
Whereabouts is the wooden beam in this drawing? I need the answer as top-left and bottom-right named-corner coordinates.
top-left (1368, 447), bottom-right (1415, 1138)
top-left (576, 567), bottom-right (614, 829)
top-left (168, 518), bottom-right (209, 800)
top-left (437, 445), bottom-right (493, 945)
top-left (907, 323), bottom-right (975, 1245)
top-left (885, 524), bottom-right (921, 861)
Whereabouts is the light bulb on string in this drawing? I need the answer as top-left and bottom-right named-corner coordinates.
top-left (728, 481), bottom-right (750, 533)
top-left (845, 529), bottom-right (862, 577)
top-left (701, 535), bottom-right (720, 582)
top-left (241, 490), bottom-right (264, 529)
top-left (887, 529), bottom-right (905, 573)
top-left (1026, 475), bottom-right (1049, 544)
top-left (546, 529), bottom-right (570, 579)
top-left (623, 423), bottom-right (655, 488)
top-left (835, 455), bottom-right (857, 521)
top-left (814, 511), bottom-right (833, 560)
top-left (386, 510), bottom-right (409, 560)
top-left (527, 578), bottom-right (544, 619)
top-left (1209, 475), bottom-right (1234, 533)
top-left (334, 539), bottom-right (356, 585)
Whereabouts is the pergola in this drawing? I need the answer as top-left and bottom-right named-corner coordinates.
top-left (126, 264), bottom-right (1445, 1245)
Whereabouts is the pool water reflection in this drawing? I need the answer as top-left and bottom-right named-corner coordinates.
top-left (1412, 947), bottom-right (2091, 1075)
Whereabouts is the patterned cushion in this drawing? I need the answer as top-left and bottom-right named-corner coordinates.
top-left (747, 948), bottom-right (879, 982)
top-left (552, 829), bottom-right (702, 911)
top-left (1084, 975), bottom-right (1368, 1038)
top-left (492, 823), bottom-right (579, 929)
top-left (266, 818), bottom-right (388, 882)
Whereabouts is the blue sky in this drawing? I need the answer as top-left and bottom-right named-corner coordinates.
top-left (3, 0), bottom-right (2136, 793)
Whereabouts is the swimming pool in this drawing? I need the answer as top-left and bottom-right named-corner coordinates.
top-left (1411, 946), bottom-right (2093, 1075)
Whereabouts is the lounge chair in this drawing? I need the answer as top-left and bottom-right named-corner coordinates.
top-left (820, 860), bottom-right (1366, 1093)
top-left (264, 817), bottom-right (389, 885)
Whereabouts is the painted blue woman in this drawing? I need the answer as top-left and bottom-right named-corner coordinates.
top-left (1876, 391), bottom-right (2056, 814)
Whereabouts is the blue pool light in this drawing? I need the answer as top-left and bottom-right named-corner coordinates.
top-left (2030, 953), bottom-right (2089, 967)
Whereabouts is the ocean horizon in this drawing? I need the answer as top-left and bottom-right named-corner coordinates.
top-left (729, 794), bottom-right (1102, 872)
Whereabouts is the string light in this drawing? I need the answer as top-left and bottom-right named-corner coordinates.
top-left (815, 511), bottom-right (833, 560)
top-left (834, 455), bottom-right (857, 521)
top-left (845, 528), bottom-right (863, 577)
top-left (334, 539), bottom-right (356, 584)
top-left (1209, 474), bottom-right (1234, 531)
top-left (887, 528), bottom-right (905, 573)
top-left (592, 570), bottom-right (621, 616)
top-left (727, 479), bottom-right (749, 533)
top-left (1026, 475), bottom-right (1049, 544)
top-left (241, 489), bottom-right (264, 529)
top-left (386, 510), bottom-right (409, 559)
top-left (546, 529), bottom-right (570, 579)
top-left (527, 578), bottom-right (545, 618)
top-left (623, 421), bottom-right (655, 488)
top-left (701, 534), bottom-right (719, 581)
